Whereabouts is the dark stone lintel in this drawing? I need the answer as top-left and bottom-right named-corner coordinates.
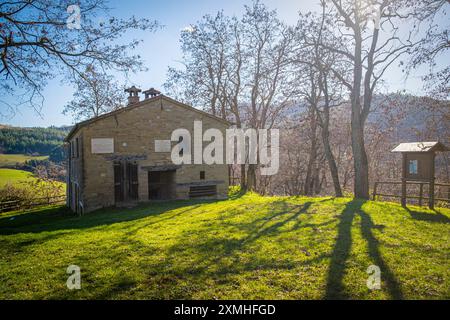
top-left (176, 180), bottom-right (225, 187)
top-left (141, 164), bottom-right (182, 171)
top-left (104, 154), bottom-right (148, 161)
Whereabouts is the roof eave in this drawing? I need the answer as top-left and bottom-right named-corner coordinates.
top-left (64, 94), bottom-right (231, 142)
top-left (391, 141), bottom-right (449, 153)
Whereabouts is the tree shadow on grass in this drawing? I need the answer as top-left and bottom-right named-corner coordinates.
top-left (324, 199), bottom-right (360, 299)
top-left (405, 207), bottom-right (450, 224)
top-left (325, 199), bottom-right (403, 299)
top-left (136, 200), bottom-right (312, 277)
top-left (358, 209), bottom-right (403, 299)
top-left (241, 201), bottom-right (313, 244)
top-left (223, 198), bottom-right (333, 238)
top-left (144, 199), bottom-right (334, 289)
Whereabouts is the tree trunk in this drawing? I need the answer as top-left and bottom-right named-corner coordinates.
top-left (240, 164), bottom-right (247, 190)
top-left (234, 117), bottom-right (247, 192)
top-left (313, 165), bottom-right (321, 194)
top-left (322, 129), bottom-right (343, 197)
top-left (351, 117), bottom-right (369, 199)
top-left (350, 29), bottom-right (370, 200)
top-left (304, 108), bottom-right (318, 196)
top-left (246, 164), bottom-right (257, 192)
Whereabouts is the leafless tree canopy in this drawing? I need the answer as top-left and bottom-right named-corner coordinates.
top-left (1, 0), bottom-right (448, 200)
top-left (62, 67), bottom-right (126, 121)
top-left (166, 0), bottom-right (449, 198)
top-left (0, 0), bottom-right (159, 115)
top-left (405, 0), bottom-right (449, 99)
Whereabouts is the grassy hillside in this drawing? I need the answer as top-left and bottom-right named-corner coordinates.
top-left (0, 168), bottom-right (65, 196)
top-left (0, 193), bottom-right (448, 299)
top-left (0, 154), bottom-right (48, 167)
top-left (0, 168), bottom-right (36, 187)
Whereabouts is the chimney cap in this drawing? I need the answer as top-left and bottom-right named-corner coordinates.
top-left (125, 86), bottom-right (142, 96)
top-left (143, 87), bottom-right (161, 99)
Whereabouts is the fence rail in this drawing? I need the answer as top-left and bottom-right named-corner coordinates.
top-left (0, 195), bottom-right (66, 213)
top-left (372, 181), bottom-right (450, 207)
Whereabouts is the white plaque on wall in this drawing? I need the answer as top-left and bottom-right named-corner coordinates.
top-left (154, 140), bottom-right (171, 153)
top-left (91, 138), bottom-right (114, 154)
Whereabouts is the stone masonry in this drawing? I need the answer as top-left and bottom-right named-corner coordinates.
top-left (65, 94), bottom-right (230, 214)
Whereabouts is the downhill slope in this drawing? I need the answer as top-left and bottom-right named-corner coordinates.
top-left (0, 168), bottom-right (36, 187)
top-left (0, 168), bottom-right (65, 194)
top-left (0, 193), bottom-right (449, 299)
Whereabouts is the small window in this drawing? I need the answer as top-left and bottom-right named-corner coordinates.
top-left (200, 171), bottom-right (205, 180)
top-left (75, 138), bottom-right (79, 158)
top-left (409, 160), bottom-right (418, 175)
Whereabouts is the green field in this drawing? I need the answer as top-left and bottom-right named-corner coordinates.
top-left (0, 191), bottom-right (448, 299)
top-left (0, 168), bottom-right (36, 187)
top-left (0, 154), bottom-right (48, 167)
top-left (0, 168), bottom-right (65, 196)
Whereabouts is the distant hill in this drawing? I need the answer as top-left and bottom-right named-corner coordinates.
top-left (0, 154), bottom-right (48, 167)
top-left (368, 93), bottom-right (449, 144)
top-left (0, 125), bottom-right (71, 157)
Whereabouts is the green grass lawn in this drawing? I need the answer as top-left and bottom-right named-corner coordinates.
top-left (0, 168), bottom-right (36, 187)
top-left (0, 154), bottom-right (48, 167)
top-left (0, 193), bottom-right (448, 299)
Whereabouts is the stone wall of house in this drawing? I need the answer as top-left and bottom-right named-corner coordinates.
top-left (74, 97), bottom-right (229, 213)
top-left (67, 131), bottom-right (84, 213)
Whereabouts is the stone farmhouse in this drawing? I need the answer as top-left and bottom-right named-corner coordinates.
top-left (65, 87), bottom-right (230, 214)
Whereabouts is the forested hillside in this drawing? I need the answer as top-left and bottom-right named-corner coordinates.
top-left (0, 126), bottom-right (70, 156)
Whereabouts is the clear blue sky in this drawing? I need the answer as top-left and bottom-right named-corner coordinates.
top-left (1, 0), bottom-right (443, 127)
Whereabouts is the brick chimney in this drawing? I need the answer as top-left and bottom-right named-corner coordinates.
top-left (143, 88), bottom-right (161, 100)
top-left (124, 86), bottom-right (141, 105)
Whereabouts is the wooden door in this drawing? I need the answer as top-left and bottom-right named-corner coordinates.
top-left (128, 162), bottom-right (139, 200)
top-left (114, 161), bottom-right (124, 203)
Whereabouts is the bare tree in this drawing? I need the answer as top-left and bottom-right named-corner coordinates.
top-left (290, 63), bottom-right (322, 196)
top-left (165, 11), bottom-right (231, 118)
top-left (406, 0), bottom-right (449, 99)
top-left (321, 0), bottom-right (417, 199)
top-left (63, 67), bottom-right (126, 121)
top-left (166, 1), bottom-right (294, 192)
top-left (0, 0), bottom-right (159, 114)
top-left (240, 1), bottom-right (294, 191)
top-left (293, 9), bottom-right (346, 197)
top-left (164, 12), bottom-right (246, 187)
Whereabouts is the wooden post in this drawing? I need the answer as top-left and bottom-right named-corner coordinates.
top-left (372, 182), bottom-right (378, 201)
top-left (418, 183), bottom-right (423, 207)
top-left (429, 180), bottom-right (435, 209)
top-left (429, 154), bottom-right (435, 209)
top-left (401, 153), bottom-right (407, 207)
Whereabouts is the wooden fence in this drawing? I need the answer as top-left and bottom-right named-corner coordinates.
top-left (372, 181), bottom-right (450, 206)
top-left (0, 195), bottom-right (66, 213)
